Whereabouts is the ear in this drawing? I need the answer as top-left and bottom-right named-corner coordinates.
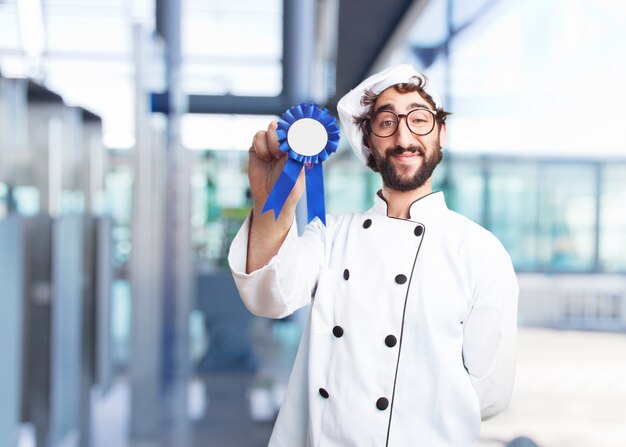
top-left (438, 123), bottom-right (447, 148)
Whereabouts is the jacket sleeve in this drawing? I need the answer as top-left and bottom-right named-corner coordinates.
top-left (227, 213), bottom-right (327, 319)
top-left (462, 234), bottom-right (519, 421)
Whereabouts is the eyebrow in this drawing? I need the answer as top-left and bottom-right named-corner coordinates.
top-left (375, 102), bottom-right (432, 113)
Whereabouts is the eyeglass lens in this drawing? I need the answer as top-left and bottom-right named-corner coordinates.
top-left (371, 109), bottom-right (435, 137)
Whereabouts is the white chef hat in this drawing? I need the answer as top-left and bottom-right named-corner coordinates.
top-left (336, 64), bottom-right (443, 165)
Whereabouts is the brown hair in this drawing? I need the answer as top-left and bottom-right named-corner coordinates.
top-left (353, 75), bottom-right (451, 171)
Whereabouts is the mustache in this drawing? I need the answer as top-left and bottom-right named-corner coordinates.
top-left (385, 145), bottom-right (426, 158)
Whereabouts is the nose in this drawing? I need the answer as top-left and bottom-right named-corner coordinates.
top-left (393, 115), bottom-right (416, 148)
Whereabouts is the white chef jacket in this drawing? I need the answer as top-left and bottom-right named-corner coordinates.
top-left (228, 191), bottom-right (519, 447)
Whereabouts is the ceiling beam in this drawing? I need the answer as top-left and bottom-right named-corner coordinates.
top-left (368, 0), bottom-right (432, 75)
top-left (328, 0), bottom-right (417, 107)
top-left (153, 0), bottom-right (428, 115)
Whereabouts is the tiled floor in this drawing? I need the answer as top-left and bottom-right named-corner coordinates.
top-left (193, 371), bottom-right (274, 447)
top-left (191, 328), bottom-right (626, 447)
top-left (91, 371), bottom-right (273, 447)
top-left (479, 328), bottom-right (626, 447)
top-left (92, 328), bottom-right (626, 447)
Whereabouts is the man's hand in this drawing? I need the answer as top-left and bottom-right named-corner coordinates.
top-left (246, 121), bottom-right (305, 273)
top-left (249, 120), bottom-right (305, 217)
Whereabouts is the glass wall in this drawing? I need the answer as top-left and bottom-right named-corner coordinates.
top-left (325, 151), bottom-right (381, 215)
top-left (103, 153), bottom-right (134, 368)
top-left (434, 157), bottom-right (623, 274)
top-left (536, 163), bottom-right (597, 272)
top-left (600, 164), bottom-right (626, 272)
top-left (435, 157), bottom-right (485, 224)
top-left (327, 154), bottom-right (626, 275)
top-left (488, 160), bottom-right (539, 271)
top-left (188, 146), bottom-right (626, 275)
top-left (190, 150), bottom-right (251, 269)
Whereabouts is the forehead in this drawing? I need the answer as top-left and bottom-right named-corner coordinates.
top-left (374, 87), bottom-right (431, 111)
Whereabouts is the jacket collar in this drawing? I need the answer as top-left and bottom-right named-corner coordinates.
top-left (371, 190), bottom-right (448, 223)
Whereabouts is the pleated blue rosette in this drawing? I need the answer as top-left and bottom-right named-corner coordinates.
top-left (261, 103), bottom-right (340, 225)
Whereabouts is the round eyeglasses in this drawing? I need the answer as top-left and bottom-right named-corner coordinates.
top-left (369, 108), bottom-right (437, 138)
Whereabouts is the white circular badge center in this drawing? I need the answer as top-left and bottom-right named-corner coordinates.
top-left (287, 118), bottom-right (328, 157)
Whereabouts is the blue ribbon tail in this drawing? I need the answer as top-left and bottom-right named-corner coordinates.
top-left (262, 158), bottom-right (303, 220)
top-left (305, 163), bottom-right (326, 225)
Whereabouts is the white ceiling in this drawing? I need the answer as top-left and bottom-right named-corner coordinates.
top-left (0, 0), bottom-right (283, 148)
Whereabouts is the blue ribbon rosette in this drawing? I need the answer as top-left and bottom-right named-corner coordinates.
top-left (261, 103), bottom-right (340, 225)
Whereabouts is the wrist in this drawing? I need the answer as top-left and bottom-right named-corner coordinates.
top-left (250, 206), bottom-right (294, 236)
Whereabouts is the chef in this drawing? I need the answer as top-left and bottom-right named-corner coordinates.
top-left (228, 64), bottom-right (519, 446)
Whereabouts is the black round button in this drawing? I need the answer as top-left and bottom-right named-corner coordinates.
top-left (414, 225), bottom-right (424, 236)
top-left (333, 326), bottom-right (344, 338)
top-left (343, 269), bottom-right (350, 280)
top-left (385, 335), bottom-right (397, 347)
top-left (363, 219), bottom-right (372, 229)
top-left (395, 274), bottom-right (407, 284)
top-left (319, 388), bottom-right (329, 399)
top-left (376, 397), bottom-right (389, 411)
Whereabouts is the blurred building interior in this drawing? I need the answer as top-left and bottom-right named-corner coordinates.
top-left (1, 0), bottom-right (626, 446)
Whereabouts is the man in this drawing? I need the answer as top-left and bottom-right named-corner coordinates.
top-left (228, 64), bottom-right (518, 446)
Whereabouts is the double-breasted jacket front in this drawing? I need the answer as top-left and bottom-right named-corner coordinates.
top-left (229, 191), bottom-right (519, 447)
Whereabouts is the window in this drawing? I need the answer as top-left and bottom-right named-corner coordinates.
top-left (599, 164), bottom-right (626, 272)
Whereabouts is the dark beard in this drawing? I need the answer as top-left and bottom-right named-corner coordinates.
top-left (371, 143), bottom-right (443, 192)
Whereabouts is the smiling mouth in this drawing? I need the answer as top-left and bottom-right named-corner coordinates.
top-left (390, 151), bottom-right (424, 163)
top-left (386, 146), bottom-right (425, 158)
top-left (394, 151), bottom-right (422, 157)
